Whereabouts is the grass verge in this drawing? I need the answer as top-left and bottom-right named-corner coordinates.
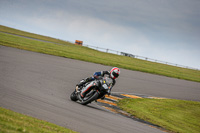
top-left (0, 107), bottom-right (77, 133)
top-left (0, 25), bottom-right (70, 45)
top-left (0, 26), bottom-right (200, 82)
top-left (117, 98), bottom-right (200, 133)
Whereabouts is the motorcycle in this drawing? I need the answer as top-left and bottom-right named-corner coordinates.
top-left (70, 77), bottom-right (112, 105)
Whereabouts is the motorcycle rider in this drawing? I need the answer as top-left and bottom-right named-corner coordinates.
top-left (76, 67), bottom-right (120, 98)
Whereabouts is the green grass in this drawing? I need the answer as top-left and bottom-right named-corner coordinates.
top-left (0, 25), bottom-right (70, 45)
top-left (117, 98), bottom-right (200, 133)
top-left (0, 107), bottom-right (77, 133)
top-left (0, 25), bottom-right (200, 82)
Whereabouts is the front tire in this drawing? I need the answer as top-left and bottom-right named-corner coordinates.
top-left (70, 91), bottom-right (78, 101)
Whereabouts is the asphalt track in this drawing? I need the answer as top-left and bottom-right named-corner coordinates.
top-left (0, 46), bottom-right (200, 133)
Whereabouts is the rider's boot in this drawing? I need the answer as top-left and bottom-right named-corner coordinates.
top-left (77, 78), bottom-right (87, 88)
top-left (76, 77), bottom-right (94, 88)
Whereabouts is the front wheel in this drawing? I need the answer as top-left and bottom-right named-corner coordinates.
top-left (80, 91), bottom-right (99, 105)
top-left (70, 91), bottom-right (78, 101)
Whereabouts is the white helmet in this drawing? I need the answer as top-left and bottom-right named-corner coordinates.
top-left (110, 67), bottom-right (120, 79)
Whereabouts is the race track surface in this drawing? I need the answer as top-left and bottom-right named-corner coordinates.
top-left (0, 46), bottom-right (200, 133)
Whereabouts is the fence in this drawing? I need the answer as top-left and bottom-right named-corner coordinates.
top-left (83, 44), bottom-right (199, 71)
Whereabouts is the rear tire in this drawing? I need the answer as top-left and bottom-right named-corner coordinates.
top-left (70, 91), bottom-right (78, 101)
top-left (80, 91), bottom-right (99, 105)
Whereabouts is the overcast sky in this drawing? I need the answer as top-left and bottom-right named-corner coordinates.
top-left (0, 0), bottom-right (200, 69)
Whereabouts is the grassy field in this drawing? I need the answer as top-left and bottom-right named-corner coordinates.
top-left (0, 107), bottom-right (77, 133)
top-left (117, 98), bottom-right (200, 133)
top-left (0, 25), bottom-right (70, 45)
top-left (0, 29), bottom-right (199, 82)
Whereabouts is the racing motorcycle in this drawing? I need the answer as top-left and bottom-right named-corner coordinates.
top-left (70, 77), bottom-right (112, 105)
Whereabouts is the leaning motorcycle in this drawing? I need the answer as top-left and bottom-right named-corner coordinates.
top-left (70, 77), bottom-right (111, 105)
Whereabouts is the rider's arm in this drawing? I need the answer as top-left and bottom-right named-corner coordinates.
top-left (93, 72), bottom-right (102, 77)
top-left (93, 71), bottom-right (109, 79)
top-left (102, 71), bottom-right (110, 76)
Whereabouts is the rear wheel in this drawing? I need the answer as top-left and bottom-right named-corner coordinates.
top-left (70, 91), bottom-right (78, 101)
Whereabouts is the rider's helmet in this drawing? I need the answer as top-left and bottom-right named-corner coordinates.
top-left (110, 67), bottom-right (120, 79)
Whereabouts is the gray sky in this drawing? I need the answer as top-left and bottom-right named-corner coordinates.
top-left (0, 0), bottom-right (200, 69)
